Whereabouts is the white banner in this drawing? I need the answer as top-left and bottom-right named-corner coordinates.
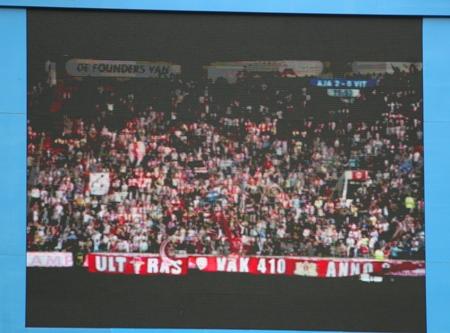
top-left (27, 252), bottom-right (73, 267)
top-left (89, 172), bottom-right (110, 196)
top-left (351, 62), bottom-right (422, 74)
top-left (66, 59), bottom-right (181, 78)
top-left (206, 60), bottom-right (324, 83)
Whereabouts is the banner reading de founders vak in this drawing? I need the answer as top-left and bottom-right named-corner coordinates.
top-left (66, 58), bottom-right (181, 79)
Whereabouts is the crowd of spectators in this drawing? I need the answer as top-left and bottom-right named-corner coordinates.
top-left (27, 65), bottom-right (425, 262)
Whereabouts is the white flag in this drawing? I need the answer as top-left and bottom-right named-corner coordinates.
top-left (89, 172), bottom-right (110, 196)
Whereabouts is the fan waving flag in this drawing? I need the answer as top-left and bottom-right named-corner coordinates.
top-left (89, 172), bottom-right (110, 196)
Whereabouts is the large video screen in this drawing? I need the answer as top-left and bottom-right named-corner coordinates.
top-left (26, 10), bottom-right (425, 332)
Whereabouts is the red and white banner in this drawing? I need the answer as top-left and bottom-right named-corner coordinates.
top-left (27, 252), bottom-right (74, 267)
top-left (188, 255), bottom-right (424, 278)
top-left (85, 253), bottom-right (424, 278)
top-left (345, 170), bottom-right (369, 181)
top-left (87, 253), bottom-right (188, 275)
